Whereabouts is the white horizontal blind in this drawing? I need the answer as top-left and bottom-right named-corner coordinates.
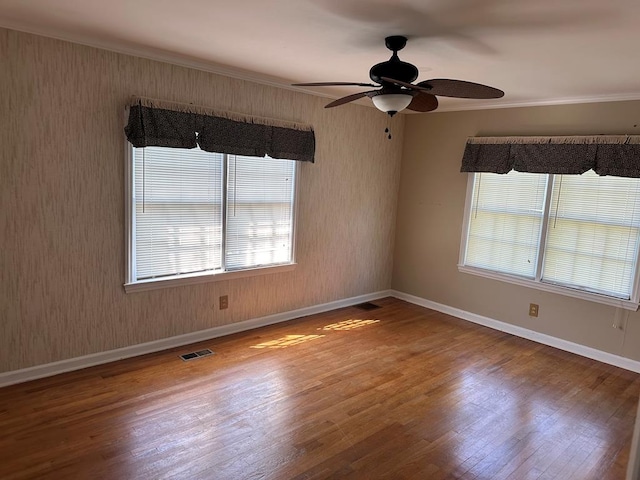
top-left (465, 172), bottom-right (548, 277)
top-left (133, 147), bottom-right (223, 280)
top-left (225, 155), bottom-right (295, 270)
top-left (543, 170), bottom-right (640, 298)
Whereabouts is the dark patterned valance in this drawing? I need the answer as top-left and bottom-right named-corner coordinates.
top-left (124, 97), bottom-right (315, 163)
top-left (461, 136), bottom-right (640, 177)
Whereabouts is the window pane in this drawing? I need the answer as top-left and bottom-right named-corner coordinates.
top-left (225, 155), bottom-right (295, 270)
top-left (543, 170), bottom-right (640, 298)
top-left (465, 172), bottom-right (548, 277)
top-left (133, 147), bottom-right (223, 280)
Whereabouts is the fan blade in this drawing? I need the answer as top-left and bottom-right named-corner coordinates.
top-left (325, 91), bottom-right (373, 108)
top-left (407, 92), bottom-right (439, 112)
top-left (417, 79), bottom-right (504, 99)
top-left (380, 77), bottom-right (430, 92)
top-left (292, 82), bottom-right (377, 87)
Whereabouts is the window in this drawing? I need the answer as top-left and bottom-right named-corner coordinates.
top-left (125, 145), bottom-right (297, 291)
top-left (460, 170), bottom-right (640, 309)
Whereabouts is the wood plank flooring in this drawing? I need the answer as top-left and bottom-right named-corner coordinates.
top-left (0, 297), bottom-right (638, 479)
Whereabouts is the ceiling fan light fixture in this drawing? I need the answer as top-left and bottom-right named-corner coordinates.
top-left (371, 93), bottom-right (412, 116)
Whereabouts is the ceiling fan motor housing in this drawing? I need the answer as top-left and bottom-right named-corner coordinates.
top-left (369, 35), bottom-right (418, 85)
top-left (369, 56), bottom-right (418, 85)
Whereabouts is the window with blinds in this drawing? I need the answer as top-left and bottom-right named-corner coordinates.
top-left (465, 172), bottom-right (548, 278)
top-left (461, 170), bottom-right (640, 307)
top-left (543, 171), bottom-right (640, 298)
top-left (225, 155), bottom-right (295, 271)
top-left (129, 146), bottom-right (296, 284)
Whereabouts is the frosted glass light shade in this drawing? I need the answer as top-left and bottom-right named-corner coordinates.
top-left (371, 94), bottom-right (412, 114)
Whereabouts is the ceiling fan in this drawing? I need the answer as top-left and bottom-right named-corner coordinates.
top-left (292, 36), bottom-right (504, 116)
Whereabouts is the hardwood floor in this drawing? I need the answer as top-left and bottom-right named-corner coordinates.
top-left (1, 297), bottom-right (638, 479)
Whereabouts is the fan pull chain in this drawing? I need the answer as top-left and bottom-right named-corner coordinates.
top-left (384, 127), bottom-right (392, 140)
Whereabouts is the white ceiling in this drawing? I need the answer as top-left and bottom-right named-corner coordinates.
top-left (2, 0), bottom-right (640, 112)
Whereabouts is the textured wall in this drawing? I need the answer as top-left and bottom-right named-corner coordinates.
top-left (393, 101), bottom-right (640, 361)
top-left (0, 28), bottom-right (404, 372)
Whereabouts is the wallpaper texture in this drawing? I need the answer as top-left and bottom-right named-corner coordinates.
top-left (0, 28), bottom-right (404, 372)
top-left (394, 101), bottom-right (640, 362)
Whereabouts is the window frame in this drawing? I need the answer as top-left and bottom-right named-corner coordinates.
top-left (458, 172), bottom-right (640, 311)
top-left (124, 143), bottom-right (299, 293)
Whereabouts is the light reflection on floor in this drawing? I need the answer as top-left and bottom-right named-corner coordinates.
top-left (320, 319), bottom-right (380, 331)
top-left (250, 334), bottom-right (325, 349)
top-left (451, 369), bottom-right (610, 477)
top-left (126, 357), bottom-right (294, 477)
top-left (249, 319), bottom-right (380, 349)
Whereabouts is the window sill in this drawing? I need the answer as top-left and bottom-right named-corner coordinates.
top-left (458, 265), bottom-right (639, 311)
top-left (124, 263), bottom-right (296, 293)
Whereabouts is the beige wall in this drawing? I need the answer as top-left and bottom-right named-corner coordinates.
top-left (393, 101), bottom-right (640, 361)
top-left (5, 25), bottom-right (639, 375)
top-left (0, 28), bottom-right (404, 373)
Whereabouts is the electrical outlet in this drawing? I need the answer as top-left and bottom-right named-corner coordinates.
top-left (529, 303), bottom-right (539, 317)
top-left (219, 295), bottom-right (229, 310)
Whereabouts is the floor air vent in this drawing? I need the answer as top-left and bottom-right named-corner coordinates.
top-left (353, 302), bottom-right (381, 311)
top-left (179, 349), bottom-right (215, 361)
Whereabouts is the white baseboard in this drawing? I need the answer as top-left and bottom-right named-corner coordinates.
top-left (391, 290), bottom-right (640, 374)
top-left (0, 290), bottom-right (393, 387)
top-left (4, 289), bottom-right (638, 388)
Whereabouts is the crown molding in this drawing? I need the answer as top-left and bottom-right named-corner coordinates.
top-left (433, 92), bottom-right (640, 113)
top-left (0, 21), bottom-right (338, 100)
top-left (3, 22), bottom-right (640, 114)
